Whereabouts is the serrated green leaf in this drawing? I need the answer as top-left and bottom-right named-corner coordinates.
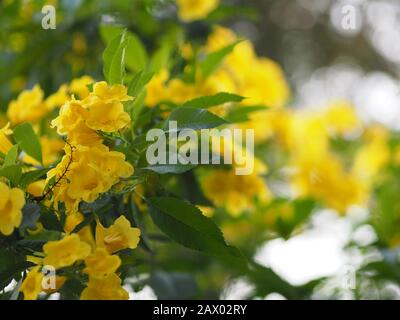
top-left (13, 123), bottom-right (42, 163)
top-left (148, 197), bottom-right (247, 269)
top-left (164, 107), bottom-right (227, 131)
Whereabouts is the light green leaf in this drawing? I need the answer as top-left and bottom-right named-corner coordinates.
top-left (200, 40), bottom-right (241, 78)
top-left (13, 122), bottom-right (42, 163)
top-left (0, 165), bottom-right (22, 185)
top-left (148, 197), bottom-right (247, 269)
top-left (125, 33), bottom-right (148, 72)
top-left (182, 92), bottom-right (244, 108)
top-left (164, 107), bottom-right (227, 131)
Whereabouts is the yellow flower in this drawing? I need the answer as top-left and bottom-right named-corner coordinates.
top-left (51, 99), bottom-right (102, 146)
top-left (177, 0), bottom-right (219, 22)
top-left (0, 182), bottom-right (25, 236)
top-left (43, 234), bottom-right (91, 269)
top-left (197, 206), bottom-right (214, 218)
top-left (7, 85), bottom-right (47, 124)
top-left (291, 155), bottom-right (366, 213)
top-left (0, 123), bottom-right (14, 155)
top-left (80, 273), bottom-right (128, 300)
top-left (47, 144), bottom-right (133, 212)
top-left (96, 216), bottom-right (141, 253)
top-left (84, 248), bottom-right (121, 277)
top-left (201, 169), bottom-right (271, 217)
top-left (20, 266), bottom-right (44, 300)
top-left (352, 126), bottom-right (389, 181)
top-left (45, 84), bottom-right (70, 111)
top-left (82, 81), bottom-right (133, 132)
top-left (69, 75), bottom-right (94, 99)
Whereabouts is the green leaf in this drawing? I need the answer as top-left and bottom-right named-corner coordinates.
top-left (200, 41), bottom-right (241, 78)
top-left (148, 197), bottom-right (247, 269)
top-left (128, 70), bottom-right (154, 97)
top-left (225, 105), bottom-right (268, 123)
top-left (182, 92), bottom-right (244, 108)
top-left (164, 107), bottom-right (227, 131)
top-left (102, 30), bottom-right (128, 84)
top-left (19, 202), bottom-right (41, 233)
top-left (0, 165), bottom-right (22, 185)
top-left (4, 145), bottom-right (19, 166)
top-left (13, 123), bottom-right (42, 163)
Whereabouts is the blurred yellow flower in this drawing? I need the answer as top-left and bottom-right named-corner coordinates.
top-left (20, 266), bottom-right (43, 300)
top-left (0, 182), bottom-right (25, 236)
top-left (24, 136), bottom-right (65, 167)
top-left (291, 155), bottom-right (367, 213)
top-left (80, 273), bottom-right (128, 300)
top-left (43, 234), bottom-right (91, 269)
top-left (177, 0), bottom-right (219, 22)
top-left (146, 69), bottom-right (169, 107)
top-left (96, 216), bottom-right (141, 253)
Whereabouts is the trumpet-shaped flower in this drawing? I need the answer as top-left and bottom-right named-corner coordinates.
top-left (96, 216), bottom-right (141, 253)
